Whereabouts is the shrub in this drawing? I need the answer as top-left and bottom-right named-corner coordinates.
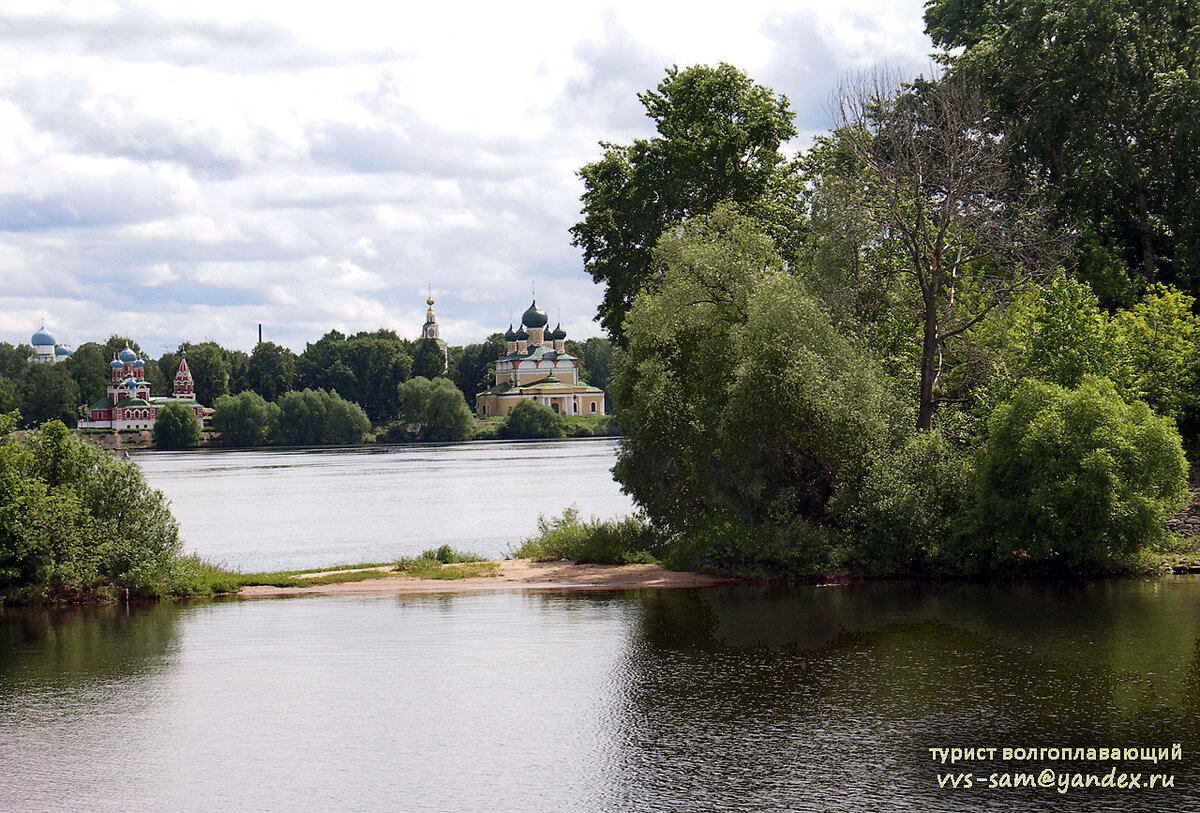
top-left (975, 377), bottom-right (1187, 572)
top-left (274, 388), bottom-right (371, 445)
top-left (153, 402), bottom-right (201, 450)
top-left (0, 415), bottom-right (181, 588)
top-left (396, 377), bottom-right (473, 442)
top-left (839, 430), bottom-right (975, 575)
top-left (499, 399), bottom-right (567, 439)
top-left (509, 507), bottom-right (662, 564)
top-left (665, 511), bottom-right (837, 577)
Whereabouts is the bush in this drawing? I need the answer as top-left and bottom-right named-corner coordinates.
top-left (499, 399), bottom-right (567, 439)
top-left (839, 430), bottom-right (976, 576)
top-left (509, 507), bottom-right (662, 564)
top-left (975, 377), bottom-right (1187, 572)
top-left (666, 511), bottom-right (837, 577)
top-left (212, 391), bottom-right (279, 447)
top-left (153, 402), bottom-right (201, 450)
top-left (0, 415), bottom-right (181, 588)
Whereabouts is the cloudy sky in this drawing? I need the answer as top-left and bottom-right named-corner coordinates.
top-left (1, 0), bottom-right (933, 355)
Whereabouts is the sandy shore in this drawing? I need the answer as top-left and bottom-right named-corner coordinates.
top-left (237, 559), bottom-right (743, 598)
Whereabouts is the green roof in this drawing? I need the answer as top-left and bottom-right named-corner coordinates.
top-left (120, 398), bottom-right (150, 407)
top-left (89, 396), bottom-right (113, 410)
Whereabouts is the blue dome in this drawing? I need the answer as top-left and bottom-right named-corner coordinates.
top-left (505, 324), bottom-right (516, 342)
top-left (551, 323), bottom-right (566, 341)
top-left (514, 325), bottom-right (528, 340)
top-left (31, 326), bottom-right (56, 346)
top-left (521, 299), bottom-right (548, 329)
top-left (132, 359), bottom-right (145, 368)
top-left (55, 344), bottom-right (73, 357)
top-left (119, 346), bottom-right (137, 362)
top-left (109, 358), bottom-right (124, 369)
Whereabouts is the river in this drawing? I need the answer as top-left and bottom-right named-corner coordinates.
top-left (2, 441), bottom-right (1199, 811)
top-left (132, 438), bottom-right (635, 571)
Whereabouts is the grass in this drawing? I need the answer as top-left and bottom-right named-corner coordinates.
top-left (508, 507), bottom-right (661, 565)
top-left (1152, 533), bottom-right (1200, 572)
top-left (394, 545), bottom-right (498, 579)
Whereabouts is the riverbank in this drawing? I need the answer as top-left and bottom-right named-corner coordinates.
top-left (237, 559), bottom-right (744, 598)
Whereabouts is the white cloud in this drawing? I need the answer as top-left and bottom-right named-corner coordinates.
top-left (1, 0), bottom-right (934, 354)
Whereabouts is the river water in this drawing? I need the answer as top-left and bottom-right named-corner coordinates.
top-left (3, 442), bottom-right (1200, 811)
top-left (133, 438), bottom-right (636, 571)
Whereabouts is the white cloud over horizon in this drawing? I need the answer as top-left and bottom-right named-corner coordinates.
top-left (0, 0), bottom-right (933, 355)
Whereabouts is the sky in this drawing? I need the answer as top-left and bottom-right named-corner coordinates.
top-left (0, 0), bottom-right (934, 355)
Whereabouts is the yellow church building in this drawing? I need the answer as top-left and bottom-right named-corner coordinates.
top-left (475, 298), bottom-right (606, 418)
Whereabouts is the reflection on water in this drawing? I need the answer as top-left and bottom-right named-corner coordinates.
top-left (3, 579), bottom-right (1200, 811)
top-left (133, 438), bottom-right (634, 571)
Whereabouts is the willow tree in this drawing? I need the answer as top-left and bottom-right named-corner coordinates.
top-left (832, 73), bottom-right (1057, 429)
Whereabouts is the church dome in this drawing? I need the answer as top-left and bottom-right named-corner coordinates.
top-left (31, 326), bottom-right (56, 346)
top-left (551, 323), bottom-right (566, 341)
top-left (132, 358), bottom-right (145, 368)
top-left (119, 346), bottom-right (137, 362)
top-left (521, 299), bottom-right (548, 329)
top-left (505, 324), bottom-right (516, 342)
top-left (110, 358), bottom-right (124, 369)
top-left (55, 344), bottom-right (73, 357)
top-left (514, 325), bottom-right (528, 340)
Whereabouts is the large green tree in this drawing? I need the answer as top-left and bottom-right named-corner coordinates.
top-left (181, 342), bottom-right (231, 405)
top-left (396, 377), bottom-right (474, 442)
top-left (571, 63), bottom-right (804, 341)
top-left (925, 0), bottom-right (1200, 297)
top-left (153, 402), bottom-right (201, 450)
top-left (246, 342), bottom-right (297, 402)
top-left (450, 334), bottom-right (506, 405)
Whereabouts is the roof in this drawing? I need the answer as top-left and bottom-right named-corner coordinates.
top-left (120, 398), bottom-right (151, 407)
top-left (31, 326), bottom-right (56, 346)
top-left (498, 345), bottom-right (577, 363)
top-left (89, 396), bottom-right (114, 410)
top-left (521, 298), bottom-right (548, 328)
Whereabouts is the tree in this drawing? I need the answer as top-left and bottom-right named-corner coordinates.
top-left (274, 389), bottom-right (370, 446)
top-left (613, 205), bottom-right (905, 536)
top-left (925, 0), bottom-right (1200, 297)
top-left (65, 343), bottom-right (111, 407)
top-left (571, 63), bottom-right (804, 341)
top-left (451, 334), bottom-right (506, 404)
top-left (212, 391), bottom-right (280, 447)
top-left (832, 72), bottom-right (1057, 428)
top-left (499, 399), bottom-right (567, 440)
top-left (246, 342), bottom-right (297, 402)
top-left (153, 402), bottom-right (201, 450)
top-left (976, 377), bottom-right (1186, 571)
top-left (0, 416), bottom-right (181, 587)
top-left (396, 376), bottom-right (473, 442)
top-left (342, 335), bottom-right (412, 421)
top-left (411, 338), bottom-right (446, 380)
top-left (18, 363), bottom-right (80, 427)
top-left (182, 343), bottom-right (231, 405)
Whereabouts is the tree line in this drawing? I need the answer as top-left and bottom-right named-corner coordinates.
top-left (572, 1), bottom-right (1200, 577)
top-left (0, 329), bottom-right (615, 436)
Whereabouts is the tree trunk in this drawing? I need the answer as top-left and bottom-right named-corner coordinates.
top-left (917, 292), bottom-right (940, 430)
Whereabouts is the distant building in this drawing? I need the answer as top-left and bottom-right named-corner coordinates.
top-left (29, 320), bottom-right (72, 363)
top-left (419, 293), bottom-right (449, 372)
top-left (79, 347), bottom-right (213, 431)
top-left (475, 297), bottom-right (605, 418)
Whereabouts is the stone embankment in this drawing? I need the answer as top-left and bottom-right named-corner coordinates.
top-left (1165, 466), bottom-right (1200, 538)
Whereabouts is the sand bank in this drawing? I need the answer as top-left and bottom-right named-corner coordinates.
top-left (237, 559), bottom-right (742, 598)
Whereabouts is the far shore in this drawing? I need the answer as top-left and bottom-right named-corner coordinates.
top-left (236, 559), bottom-right (746, 598)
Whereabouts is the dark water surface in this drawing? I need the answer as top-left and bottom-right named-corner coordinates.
top-left (3, 579), bottom-right (1200, 811)
top-left (133, 438), bottom-right (635, 571)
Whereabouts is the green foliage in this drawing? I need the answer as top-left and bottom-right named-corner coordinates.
top-left (246, 342), bottom-right (298, 402)
top-left (212, 391), bottom-right (280, 447)
top-left (498, 399), bottom-right (567, 439)
top-left (839, 430), bottom-right (976, 576)
top-left (509, 507), bottom-right (662, 565)
top-left (1110, 284), bottom-right (1200, 424)
top-left (926, 0), bottom-right (1200, 295)
top-left (16, 362), bottom-right (79, 428)
top-left (65, 343), bottom-right (112, 407)
top-left (0, 417), bottom-right (181, 588)
top-left (181, 343), bottom-right (231, 405)
top-left (666, 511), bottom-right (837, 578)
top-left (976, 377), bottom-right (1187, 572)
top-left (571, 63), bottom-right (803, 340)
top-left (395, 376), bottom-right (473, 442)
top-left (274, 388), bottom-right (371, 446)
top-left (153, 402), bottom-right (201, 450)
top-left (411, 338), bottom-right (448, 379)
top-left (614, 205), bottom-right (906, 537)
top-left (450, 333), bottom-right (505, 403)
top-left (1005, 273), bottom-right (1118, 389)
top-left (298, 330), bottom-right (414, 422)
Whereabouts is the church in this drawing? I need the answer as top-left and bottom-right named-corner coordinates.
top-left (78, 347), bottom-right (213, 431)
top-left (475, 297), bottom-right (605, 418)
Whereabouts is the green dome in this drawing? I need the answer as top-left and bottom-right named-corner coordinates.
top-left (521, 299), bottom-right (548, 328)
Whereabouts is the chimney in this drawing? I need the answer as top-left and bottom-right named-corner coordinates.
top-left (258, 324), bottom-right (263, 345)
